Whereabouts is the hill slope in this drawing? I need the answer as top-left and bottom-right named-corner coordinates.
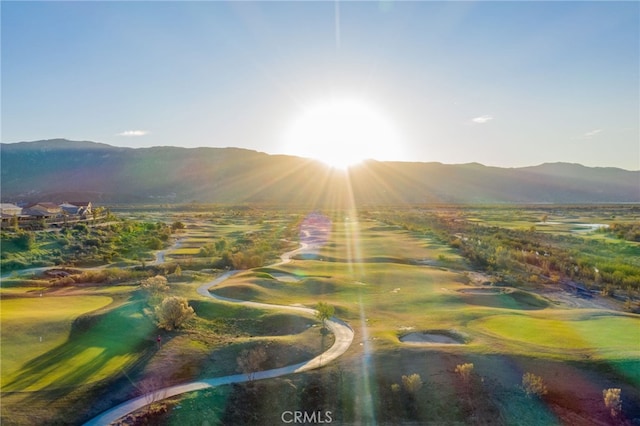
top-left (2, 139), bottom-right (638, 205)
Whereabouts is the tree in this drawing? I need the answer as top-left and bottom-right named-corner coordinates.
top-left (91, 207), bottom-right (101, 224)
top-left (155, 296), bottom-right (195, 330)
top-left (401, 373), bottom-right (423, 394)
top-left (315, 301), bottom-right (335, 329)
top-left (237, 346), bottom-right (268, 382)
top-left (603, 388), bottom-right (622, 418)
top-left (147, 237), bottom-right (163, 250)
top-left (215, 238), bottom-right (227, 252)
top-left (10, 215), bottom-right (19, 231)
top-left (138, 376), bottom-right (168, 414)
top-left (522, 372), bottom-right (547, 397)
top-left (454, 363), bottom-right (474, 384)
top-left (140, 275), bottom-right (169, 305)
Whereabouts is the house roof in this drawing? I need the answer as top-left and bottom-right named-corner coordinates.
top-left (22, 210), bottom-right (49, 217)
top-left (0, 203), bottom-right (21, 210)
top-left (26, 202), bottom-right (60, 210)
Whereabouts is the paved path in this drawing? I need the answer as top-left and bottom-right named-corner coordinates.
top-left (151, 237), bottom-right (184, 265)
top-left (84, 242), bottom-right (353, 425)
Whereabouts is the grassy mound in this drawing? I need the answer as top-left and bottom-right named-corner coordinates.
top-left (211, 284), bottom-right (266, 301)
top-left (458, 288), bottom-right (550, 310)
top-left (303, 278), bottom-right (338, 294)
top-left (255, 313), bottom-right (315, 336)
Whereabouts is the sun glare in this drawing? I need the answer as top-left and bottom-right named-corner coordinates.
top-left (283, 98), bottom-right (403, 169)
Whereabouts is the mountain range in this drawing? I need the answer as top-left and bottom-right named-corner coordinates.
top-left (1, 139), bottom-right (638, 205)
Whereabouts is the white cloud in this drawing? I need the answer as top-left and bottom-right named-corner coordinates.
top-left (583, 129), bottom-right (603, 138)
top-left (117, 130), bottom-right (149, 137)
top-left (471, 115), bottom-right (494, 124)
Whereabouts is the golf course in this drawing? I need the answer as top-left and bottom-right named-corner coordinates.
top-left (1, 206), bottom-right (639, 425)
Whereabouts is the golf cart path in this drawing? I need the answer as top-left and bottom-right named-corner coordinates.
top-left (84, 242), bottom-right (354, 426)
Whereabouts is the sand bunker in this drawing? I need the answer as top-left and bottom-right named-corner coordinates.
top-left (400, 331), bottom-right (465, 345)
top-left (458, 287), bottom-right (512, 295)
top-left (271, 273), bottom-right (302, 282)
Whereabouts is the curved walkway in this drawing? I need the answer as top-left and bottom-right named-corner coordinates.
top-left (84, 243), bottom-right (354, 425)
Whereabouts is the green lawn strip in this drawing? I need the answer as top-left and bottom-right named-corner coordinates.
top-left (0, 284), bottom-right (50, 296)
top-left (169, 247), bottom-right (201, 256)
top-left (2, 299), bottom-right (156, 391)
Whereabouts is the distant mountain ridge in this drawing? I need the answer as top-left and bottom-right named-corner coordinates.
top-left (2, 139), bottom-right (638, 205)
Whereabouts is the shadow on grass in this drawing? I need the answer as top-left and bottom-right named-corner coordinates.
top-left (3, 300), bottom-right (155, 392)
top-left (459, 289), bottom-right (550, 310)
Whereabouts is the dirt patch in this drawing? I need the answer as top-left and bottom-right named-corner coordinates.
top-left (400, 331), bottom-right (466, 345)
top-left (465, 271), bottom-right (495, 286)
top-left (541, 288), bottom-right (623, 310)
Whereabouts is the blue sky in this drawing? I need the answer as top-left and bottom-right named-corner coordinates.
top-left (2, 1), bottom-right (638, 170)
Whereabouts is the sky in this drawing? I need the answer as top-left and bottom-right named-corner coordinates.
top-left (2, 1), bottom-right (639, 170)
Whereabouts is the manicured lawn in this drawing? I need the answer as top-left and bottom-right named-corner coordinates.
top-left (470, 314), bottom-right (640, 358)
top-left (169, 247), bottom-right (201, 256)
top-left (1, 298), bottom-right (155, 391)
top-left (1, 295), bottom-right (113, 388)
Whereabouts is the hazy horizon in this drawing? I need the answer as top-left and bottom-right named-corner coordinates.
top-left (2, 1), bottom-right (638, 170)
top-left (4, 137), bottom-right (640, 172)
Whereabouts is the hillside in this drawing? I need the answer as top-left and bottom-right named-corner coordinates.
top-left (1, 139), bottom-right (638, 205)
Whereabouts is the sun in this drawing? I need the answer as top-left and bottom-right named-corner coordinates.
top-left (283, 98), bottom-right (403, 169)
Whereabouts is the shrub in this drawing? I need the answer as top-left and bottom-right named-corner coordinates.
top-left (14, 231), bottom-right (35, 250)
top-left (147, 237), bottom-right (163, 250)
top-left (155, 296), bottom-right (195, 330)
top-left (391, 383), bottom-right (400, 393)
top-left (171, 221), bottom-right (185, 231)
top-left (74, 223), bottom-right (89, 233)
top-left (52, 276), bottom-right (75, 286)
top-left (0, 258), bottom-right (29, 271)
top-left (601, 284), bottom-right (615, 297)
top-left (454, 363), bottom-right (474, 383)
top-left (401, 373), bottom-right (423, 394)
top-left (603, 388), bottom-right (622, 418)
top-left (522, 372), bottom-right (547, 397)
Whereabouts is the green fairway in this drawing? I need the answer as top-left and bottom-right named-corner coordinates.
top-left (2, 298), bottom-right (155, 391)
top-left (1, 295), bottom-right (113, 387)
top-left (470, 314), bottom-right (640, 358)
